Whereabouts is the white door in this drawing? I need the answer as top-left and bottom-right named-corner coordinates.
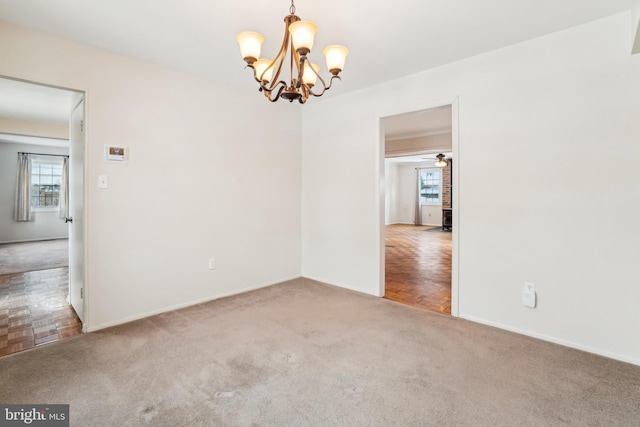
top-left (69, 99), bottom-right (85, 323)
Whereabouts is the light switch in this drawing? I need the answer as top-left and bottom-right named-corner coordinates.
top-left (98, 175), bottom-right (108, 189)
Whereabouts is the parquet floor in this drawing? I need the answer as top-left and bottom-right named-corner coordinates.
top-left (385, 224), bottom-right (452, 314)
top-left (0, 267), bottom-right (81, 357)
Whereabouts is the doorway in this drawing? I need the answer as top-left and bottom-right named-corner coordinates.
top-left (380, 100), bottom-right (459, 316)
top-left (0, 76), bottom-right (86, 356)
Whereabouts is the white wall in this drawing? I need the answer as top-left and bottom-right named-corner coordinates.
top-left (385, 161), bottom-right (442, 226)
top-left (0, 20), bottom-right (302, 331)
top-left (302, 13), bottom-right (640, 365)
top-left (0, 141), bottom-right (70, 242)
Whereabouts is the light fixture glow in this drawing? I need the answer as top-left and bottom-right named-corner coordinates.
top-left (323, 45), bottom-right (349, 75)
top-left (302, 63), bottom-right (320, 87)
top-left (236, 0), bottom-right (348, 104)
top-left (236, 32), bottom-right (264, 65)
top-left (289, 21), bottom-right (318, 55)
top-left (435, 154), bottom-right (448, 168)
top-left (254, 59), bottom-right (274, 83)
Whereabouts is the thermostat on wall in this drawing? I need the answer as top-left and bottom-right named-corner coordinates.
top-left (104, 145), bottom-right (128, 162)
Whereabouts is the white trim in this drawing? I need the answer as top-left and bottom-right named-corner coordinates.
top-left (386, 146), bottom-right (452, 157)
top-left (450, 98), bottom-right (460, 317)
top-left (460, 314), bottom-right (640, 367)
top-left (386, 128), bottom-right (453, 142)
top-left (85, 275), bottom-right (301, 332)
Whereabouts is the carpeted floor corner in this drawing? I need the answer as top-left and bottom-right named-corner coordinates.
top-left (1, 278), bottom-right (639, 426)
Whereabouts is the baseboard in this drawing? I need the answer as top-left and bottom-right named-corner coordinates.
top-left (0, 236), bottom-right (68, 244)
top-left (459, 314), bottom-right (640, 367)
top-left (300, 274), bottom-right (381, 297)
top-left (298, 275), bottom-right (640, 366)
top-left (85, 275), bottom-right (301, 333)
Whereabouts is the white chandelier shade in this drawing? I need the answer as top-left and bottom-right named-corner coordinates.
top-left (236, 32), bottom-right (264, 64)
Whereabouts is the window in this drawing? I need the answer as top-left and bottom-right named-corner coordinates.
top-left (419, 168), bottom-right (442, 205)
top-left (30, 158), bottom-right (63, 208)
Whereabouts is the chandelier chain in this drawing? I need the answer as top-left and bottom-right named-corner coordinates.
top-left (290, 0), bottom-right (295, 15)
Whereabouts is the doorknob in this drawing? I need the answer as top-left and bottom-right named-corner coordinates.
top-left (65, 217), bottom-right (73, 223)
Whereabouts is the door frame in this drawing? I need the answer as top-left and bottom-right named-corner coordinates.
top-left (377, 96), bottom-right (460, 316)
top-left (0, 74), bottom-right (88, 328)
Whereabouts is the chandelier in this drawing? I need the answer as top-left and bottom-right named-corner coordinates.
top-left (236, 0), bottom-right (349, 104)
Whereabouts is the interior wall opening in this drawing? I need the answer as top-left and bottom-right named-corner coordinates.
top-left (0, 76), bottom-right (85, 357)
top-left (382, 105), bottom-right (454, 315)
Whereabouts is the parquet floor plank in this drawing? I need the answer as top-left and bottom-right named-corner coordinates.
top-left (385, 224), bottom-right (452, 314)
top-left (0, 267), bottom-right (81, 357)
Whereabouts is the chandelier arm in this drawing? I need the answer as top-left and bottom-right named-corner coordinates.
top-left (292, 43), bottom-right (303, 89)
top-left (262, 79), bottom-right (289, 94)
top-left (260, 16), bottom-right (297, 91)
top-left (295, 53), bottom-right (308, 90)
top-left (259, 79), bottom-right (287, 97)
top-left (267, 85), bottom-right (286, 102)
top-left (300, 84), bottom-right (310, 104)
top-left (306, 75), bottom-right (341, 98)
top-left (304, 59), bottom-right (328, 95)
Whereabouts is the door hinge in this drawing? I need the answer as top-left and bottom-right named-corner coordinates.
top-left (80, 287), bottom-right (84, 299)
top-left (80, 119), bottom-right (84, 132)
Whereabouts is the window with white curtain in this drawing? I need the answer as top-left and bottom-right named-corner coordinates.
top-left (419, 167), bottom-right (442, 205)
top-left (30, 156), bottom-right (64, 209)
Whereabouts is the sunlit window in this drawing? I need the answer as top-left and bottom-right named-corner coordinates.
top-left (30, 157), bottom-right (63, 208)
top-left (419, 168), bottom-right (441, 205)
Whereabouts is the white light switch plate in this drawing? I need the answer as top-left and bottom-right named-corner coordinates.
top-left (98, 175), bottom-right (108, 189)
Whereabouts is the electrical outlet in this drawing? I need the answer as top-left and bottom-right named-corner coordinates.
top-left (208, 258), bottom-right (216, 270)
top-left (523, 282), bottom-right (536, 308)
top-left (522, 290), bottom-right (536, 308)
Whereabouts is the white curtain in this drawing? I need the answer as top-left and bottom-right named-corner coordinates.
top-left (14, 153), bottom-right (32, 222)
top-left (59, 156), bottom-right (69, 220)
top-left (414, 168), bottom-right (423, 226)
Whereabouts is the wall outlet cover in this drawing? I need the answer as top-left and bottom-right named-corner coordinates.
top-left (522, 290), bottom-right (536, 308)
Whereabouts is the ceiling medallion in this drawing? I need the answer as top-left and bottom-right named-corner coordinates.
top-left (236, 0), bottom-right (348, 104)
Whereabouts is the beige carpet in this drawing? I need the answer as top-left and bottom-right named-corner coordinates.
top-left (0, 239), bottom-right (69, 275)
top-left (1, 278), bottom-right (639, 426)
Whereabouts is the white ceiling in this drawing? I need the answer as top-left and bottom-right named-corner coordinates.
top-left (0, 0), bottom-right (631, 142)
top-left (384, 106), bottom-right (452, 141)
top-left (0, 78), bottom-right (78, 123)
top-left (0, 0), bottom-right (631, 97)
